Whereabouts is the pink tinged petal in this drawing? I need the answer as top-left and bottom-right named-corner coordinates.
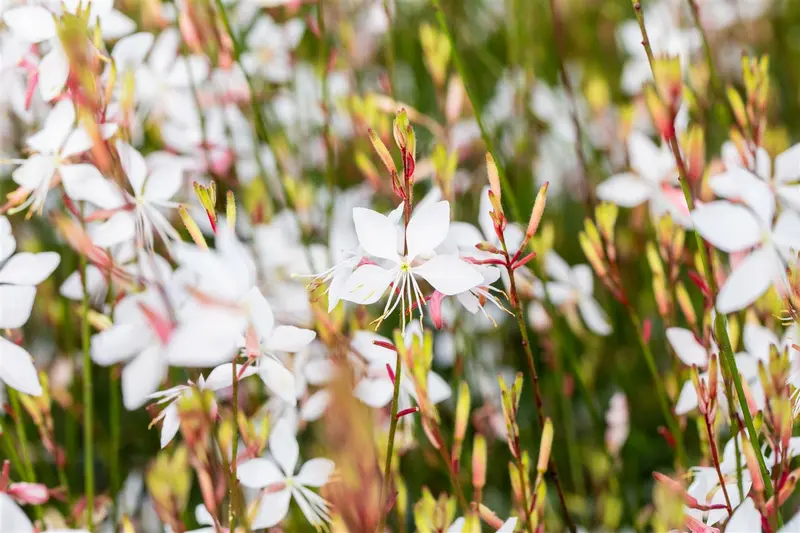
top-left (269, 418), bottom-right (299, 475)
top-left (251, 489), bottom-right (292, 529)
top-left (3, 6), bottom-right (56, 43)
top-left (596, 172), bottom-right (651, 207)
top-left (237, 458), bottom-right (284, 489)
top-left (122, 346), bottom-right (166, 410)
top-left (427, 371), bottom-right (451, 404)
top-left (90, 212), bottom-right (136, 248)
top-left (775, 143), bottom-right (800, 183)
top-left (0, 337), bottom-right (42, 396)
top-left (578, 297), bottom-right (611, 336)
top-left (0, 285), bottom-right (36, 329)
top-left (259, 357), bottom-right (297, 405)
top-left (12, 154), bottom-right (56, 189)
top-left (743, 324), bottom-right (779, 362)
top-left (0, 493), bottom-right (34, 531)
top-left (709, 167), bottom-right (774, 226)
top-left (265, 326), bottom-right (316, 353)
top-left (354, 377), bottom-right (393, 408)
top-left (0, 251), bottom-right (59, 285)
top-left (716, 247), bottom-right (777, 314)
top-left (691, 201), bottom-right (762, 253)
top-left (342, 264), bottom-right (393, 304)
top-left (245, 287), bottom-right (275, 342)
top-left (666, 328), bottom-right (708, 367)
top-left (116, 140), bottom-right (148, 194)
top-left (675, 380), bottom-right (698, 414)
top-left (405, 200), bottom-right (450, 260)
top-left (413, 255), bottom-right (483, 296)
top-left (60, 164), bottom-right (124, 209)
top-left (295, 458), bottom-right (335, 487)
top-left (300, 390), bottom-right (330, 421)
top-left (38, 46), bottom-right (69, 103)
top-left (352, 207), bottom-right (399, 261)
top-left (159, 403), bottom-right (180, 448)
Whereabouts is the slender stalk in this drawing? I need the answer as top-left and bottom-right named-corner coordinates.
top-left (631, 0), bottom-right (771, 491)
top-left (8, 390), bottom-right (35, 482)
top-left (627, 308), bottom-right (687, 466)
top-left (229, 359), bottom-right (240, 530)
top-left (704, 415), bottom-right (732, 514)
top-left (502, 247), bottom-right (576, 533)
top-left (435, 443), bottom-right (469, 514)
top-left (514, 458), bottom-right (535, 533)
top-left (80, 205), bottom-right (95, 532)
top-left (1, 423), bottom-right (26, 479)
top-left (431, 0), bottom-right (521, 221)
top-left (376, 351), bottom-right (402, 533)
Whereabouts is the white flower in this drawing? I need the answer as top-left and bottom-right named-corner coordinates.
top-left (342, 200), bottom-right (482, 329)
top-left (0, 216), bottom-right (60, 396)
top-left (237, 419), bottom-right (334, 529)
top-left (727, 496), bottom-right (800, 532)
top-left (241, 15), bottom-right (305, 83)
top-left (533, 251), bottom-right (611, 336)
top-left (447, 516), bottom-right (518, 532)
top-left (596, 131), bottom-right (692, 227)
top-left (691, 200), bottom-right (800, 313)
top-left (351, 330), bottom-right (451, 410)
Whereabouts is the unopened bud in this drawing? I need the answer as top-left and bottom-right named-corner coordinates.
top-left (526, 182), bottom-right (548, 237)
top-left (684, 126), bottom-right (706, 184)
top-left (537, 418), bottom-right (553, 474)
top-left (728, 87), bottom-right (748, 130)
top-left (472, 434), bottom-right (487, 491)
top-left (226, 190), bottom-right (236, 228)
top-left (652, 56), bottom-right (682, 110)
top-left (486, 153), bottom-right (502, 204)
top-left (742, 439), bottom-right (764, 493)
top-left (595, 202), bottom-right (618, 242)
top-left (476, 241), bottom-right (501, 254)
top-left (179, 206), bottom-right (208, 250)
top-left (580, 232), bottom-right (608, 278)
top-left (393, 109), bottom-right (410, 151)
top-left (645, 85), bottom-right (674, 139)
top-left (368, 128), bottom-right (397, 177)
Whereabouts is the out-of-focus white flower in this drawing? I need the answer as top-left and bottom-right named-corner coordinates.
top-left (605, 392), bottom-right (629, 456)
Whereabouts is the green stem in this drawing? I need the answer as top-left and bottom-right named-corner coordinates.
top-left (431, 0), bottom-right (521, 222)
top-left (627, 308), bottom-right (687, 467)
top-left (8, 390), bottom-right (35, 482)
top-left (80, 209), bottom-right (95, 532)
top-left (376, 351), bottom-right (402, 533)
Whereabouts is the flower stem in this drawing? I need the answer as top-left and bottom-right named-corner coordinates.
top-left (630, 0), bottom-right (771, 492)
top-left (705, 414), bottom-right (732, 514)
top-left (376, 351), bottom-right (402, 533)
top-left (503, 253), bottom-right (576, 533)
top-left (431, 0), bottom-right (521, 222)
top-left (8, 390), bottom-right (35, 482)
top-left (80, 206), bottom-right (95, 532)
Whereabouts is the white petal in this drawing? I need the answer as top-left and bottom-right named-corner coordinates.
top-left (691, 201), bottom-right (762, 253)
top-left (245, 287), bottom-right (274, 343)
top-left (269, 418), bottom-right (299, 475)
top-left (0, 336), bottom-right (42, 396)
top-left (342, 264), bottom-right (393, 304)
top-left (666, 327), bottom-right (708, 367)
top-left (300, 390), bottom-right (330, 421)
top-left (710, 167), bottom-right (775, 226)
top-left (596, 172), bottom-right (651, 207)
top-left (60, 164), bottom-right (124, 209)
top-left (772, 210), bottom-right (800, 257)
top-left (159, 403), bottom-right (180, 448)
top-left (352, 207), bottom-right (399, 261)
top-left (447, 518), bottom-right (465, 533)
top-left (112, 32), bottom-right (155, 71)
top-left (716, 248), bottom-right (776, 314)
top-left (743, 324), bottom-right (779, 362)
top-left (0, 251), bottom-right (59, 285)
top-left (427, 371), bottom-right (451, 404)
top-left (350, 331), bottom-right (394, 364)
top-left (0, 493), bottom-right (34, 531)
top-left (675, 380), bottom-right (698, 414)
top-left (406, 200), bottom-right (450, 260)
top-left (0, 285), bottom-right (36, 329)
top-left (204, 363), bottom-right (256, 391)
top-left (259, 357), bottom-right (297, 405)
top-left (413, 255), bottom-right (483, 295)
top-left (3, 6), bottom-right (56, 43)
top-left (497, 518), bottom-right (518, 532)
top-left (572, 264), bottom-right (594, 295)
top-left (166, 309), bottom-right (247, 367)
top-left (90, 212), bottom-right (136, 248)
top-left (578, 297), bottom-right (611, 336)
top-left (295, 458), bottom-right (335, 487)
top-left (91, 324), bottom-right (145, 365)
top-left (251, 490), bottom-right (292, 529)
top-left (628, 131), bottom-right (665, 182)
top-left (354, 377), bottom-right (393, 408)
top-left (544, 251), bottom-right (572, 283)
top-left (775, 143), bottom-right (800, 183)
top-left (38, 46), bottom-right (69, 101)
top-left (116, 140), bottom-right (148, 194)
top-left (12, 155), bottom-right (56, 189)
top-left (122, 346), bottom-right (166, 410)
top-left (144, 163), bottom-right (183, 202)
top-left (237, 458), bottom-right (284, 489)
top-left (265, 326), bottom-right (316, 353)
